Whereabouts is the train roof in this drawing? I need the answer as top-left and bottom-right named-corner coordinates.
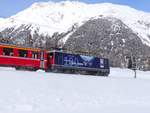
top-left (47, 50), bottom-right (108, 60)
top-left (0, 43), bottom-right (41, 51)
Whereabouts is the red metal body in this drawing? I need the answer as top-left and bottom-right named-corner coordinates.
top-left (0, 56), bottom-right (41, 68)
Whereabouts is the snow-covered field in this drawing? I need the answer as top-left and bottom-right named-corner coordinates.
top-left (0, 67), bottom-right (150, 113)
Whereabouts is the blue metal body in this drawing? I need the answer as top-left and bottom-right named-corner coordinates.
top-left (53, 51), bottom-right (110, 74)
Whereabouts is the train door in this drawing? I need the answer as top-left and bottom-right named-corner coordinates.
top-left (47, 52), bottom-right (54, 68)
top-left (40, 50), bottom-right (45, 69)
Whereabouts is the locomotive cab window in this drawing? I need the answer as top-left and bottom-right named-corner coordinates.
top-left (32, 51), bottom-right (38, 59)
top-left (19, 50), bottom-right (27, 57)
top-left (3, 48), bottom-right (13, 56)
top-left (49, 53), bottom-right (53, 58)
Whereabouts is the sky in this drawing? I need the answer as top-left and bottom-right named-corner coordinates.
top-left (0, 0), bottom-right (150, 18)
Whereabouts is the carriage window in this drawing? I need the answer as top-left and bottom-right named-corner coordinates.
top-left (32, 51), bottom-right (38, 59)
top-left (3, 48), bottom-right (13, 56)
top-left (18, 50), bottom-right (27, 57)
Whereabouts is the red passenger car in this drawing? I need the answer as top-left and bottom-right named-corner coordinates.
top-left (0, 44), bottom-right (48, 70)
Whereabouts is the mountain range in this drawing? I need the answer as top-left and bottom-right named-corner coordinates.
top-left (0, 1), bottom-right (150, 70)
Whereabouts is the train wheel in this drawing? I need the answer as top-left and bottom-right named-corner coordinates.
top-left (98, 72), bottom-right (109, 77)
top-left (15, 66), bottom-right (21, 70)
top-left (15, 66), bottom-right (38, 71)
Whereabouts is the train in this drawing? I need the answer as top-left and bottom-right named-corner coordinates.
top-left (0, 44), bottom-right (110, 76)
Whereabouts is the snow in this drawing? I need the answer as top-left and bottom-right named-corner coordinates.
top-left (0, 18), bottom-right (4, 21)
top-left (0, 67), bottom-right (150, 113)
top-left (0, 18), bottom-right (5, 24)
top-left (0, 1), bottom-right (150, 46)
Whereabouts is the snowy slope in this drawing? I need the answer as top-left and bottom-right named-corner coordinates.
top-left (0, 67), bottom-right (150, 113)
top-left (0, 18), bottom-right (4, 24)
top-left (0, 18), bottom-right (4, 21)
top-left (0, 1), bottom-right (150, 45)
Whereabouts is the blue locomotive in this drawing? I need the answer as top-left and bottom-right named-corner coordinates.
top-left (47, 50), bottom-right (110, 76)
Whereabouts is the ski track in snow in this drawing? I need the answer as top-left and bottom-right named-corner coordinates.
top-left (0, 67), bottom-right (150, 113)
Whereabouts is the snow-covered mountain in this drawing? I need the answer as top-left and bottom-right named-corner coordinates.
top-left (0, 1), bottom-right (150, 70)
top-left (0, 18), bottom-right (4, 23)
top-left (0, 1), bottom-right (150, 45)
